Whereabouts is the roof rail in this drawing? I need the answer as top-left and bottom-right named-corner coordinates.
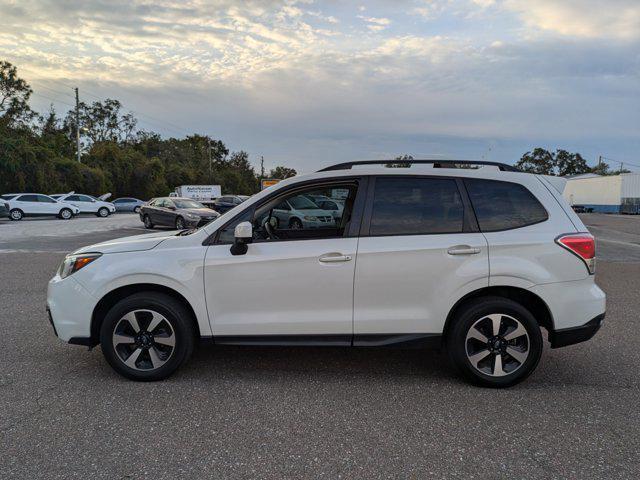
top-left (318, 159), bottom-right (520, 172)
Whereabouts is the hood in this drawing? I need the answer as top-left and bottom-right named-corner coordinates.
top-left (73, 231), bottom-right (175, 255)
top-left (98, 193), bottom-right (112, 201)
top-left (180, 208), bottom-right (219, 217)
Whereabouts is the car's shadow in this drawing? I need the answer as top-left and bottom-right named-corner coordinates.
top-left (178, 344), bottom-right (454, 382)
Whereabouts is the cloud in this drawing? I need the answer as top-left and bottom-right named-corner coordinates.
top-left (357, 15), bottom-right (391, 31)
top-left (505, 0), bottom-right (640, 40)
top-left (2, 0), bottom-right (639, 170)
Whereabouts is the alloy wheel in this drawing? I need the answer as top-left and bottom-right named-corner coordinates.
top-left (112, 309), bottom-right (176, 371)
top-left (465, 313), bottom-right (529, 377)
top-left (61, 209), bottom-right (72, 219)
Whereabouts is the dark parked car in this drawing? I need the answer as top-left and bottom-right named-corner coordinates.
top-left (0, 199), bottom-right (9, 219)
top-left (112, 197), bottom-right (146, 213)
top-left (139, 197), bottom-right (220, 230)
top-left (213, 195), bottom-right (250, 214)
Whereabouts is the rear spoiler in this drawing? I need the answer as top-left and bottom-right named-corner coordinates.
top-left (538, 175), bottom-right (566, 194)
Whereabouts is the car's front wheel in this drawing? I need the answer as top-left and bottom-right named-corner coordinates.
top-left (9, 209), bottom-right (23, 221)
top-left (143, 214), bottom-right (154, 229)
top-left (97, 207), bottom-right (109, 217)
top-left (59, 208), bottom-right (73, 220)
top-left (99, 292), bottom-right (195, 381)
top-left (175, 216), bottom-right (185, 229)
top-left (447, 297), bottom-right (543, 388)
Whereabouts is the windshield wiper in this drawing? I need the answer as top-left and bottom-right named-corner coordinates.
top-left (176, 228), bottom-right (197, 236)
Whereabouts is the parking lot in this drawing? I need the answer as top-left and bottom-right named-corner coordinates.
top-left (1, 213), bottom-right (639, 478)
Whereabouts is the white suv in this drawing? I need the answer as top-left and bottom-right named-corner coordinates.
top-left (47, 160), bottom-right (605, 387)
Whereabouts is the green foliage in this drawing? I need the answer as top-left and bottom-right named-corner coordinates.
top-left (269, 166), bottom-right (297, 179)
top-left (516, 148), bottom-right (592, 176)
top-left (0, 60), bottom-right (272, 199)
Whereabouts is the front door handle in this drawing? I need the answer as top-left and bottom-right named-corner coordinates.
top-left (319, 253), bottom-right (352, 263)
top-left (447, 245), bottom-right (481, 255)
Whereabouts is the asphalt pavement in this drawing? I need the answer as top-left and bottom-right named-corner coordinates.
top-left (1, 214), bottom-right (639, 479)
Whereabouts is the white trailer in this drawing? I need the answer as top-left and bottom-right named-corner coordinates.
top-left (171, 185), bottom-right (222, 208)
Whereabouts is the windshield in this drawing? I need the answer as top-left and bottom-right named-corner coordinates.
top-left (288, 195), bottom-right (319, 210)
top-left (174, 199), bottom-right (205, 209)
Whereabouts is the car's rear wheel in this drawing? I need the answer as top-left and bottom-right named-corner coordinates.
top-left (446, 297), bottom-right (543, 388)
top-left (59, 208), bottom-right (73, 220)
top-left (9, 209), bottom-right (23, 221)
top-left (143, 214), bottom-right (154, 229)
top-left (97, 207), bottom-right (109, 217)
top-left (175, 216), bottom-right (185, 230)
top-left (99, 292), bottom-right (195, 381)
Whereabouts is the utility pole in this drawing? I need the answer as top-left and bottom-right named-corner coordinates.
top-left (208, 140), bottom-right (213, 183)
top-left (260, 156), bottom-right (265, 181)
top-left (75, 87), bottom-right (81, 163)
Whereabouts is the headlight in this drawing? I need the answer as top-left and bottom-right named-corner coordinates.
top-left (303, 216), bottom-right (318, 221)
top-left (185, 213), bottom-right (198, 219)
top-left (58, 253), bottom-right (102, 279)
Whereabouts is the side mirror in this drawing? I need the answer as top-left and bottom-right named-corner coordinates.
top-left (230, 221), bottom-right (253, 256)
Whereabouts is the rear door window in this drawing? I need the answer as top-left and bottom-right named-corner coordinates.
top-left (464, 179), bottom-right (548, 231)
top-left (369, 177), bottom-right (464, 235)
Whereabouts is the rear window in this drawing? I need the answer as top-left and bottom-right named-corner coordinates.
top-left (370, 177), bottom-right (464, 235)
top-left (465, 179), bottom-right (548, 231)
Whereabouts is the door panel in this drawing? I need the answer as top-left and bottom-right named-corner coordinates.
top-left (204, 238), bottom-right (358, 335)
top-left (354, 234), bottom-right (488, 334)
top-left (353, 175), bottom-right (489, 335)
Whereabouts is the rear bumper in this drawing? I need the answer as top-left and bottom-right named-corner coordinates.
top-left (549, 313), bottom-right (605, 348)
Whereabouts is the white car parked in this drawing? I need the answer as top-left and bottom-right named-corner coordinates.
top-left (51, 193), bottom-right (116, 217)
top-left (5, 193), bottom-right (80, 220)
top-left (47, 160), bottom-right (606, 387)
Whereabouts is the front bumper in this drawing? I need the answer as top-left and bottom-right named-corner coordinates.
top-left (47, 274), bottom-right (97, 342)
top-left (549, 313), bottom-right (605, 348)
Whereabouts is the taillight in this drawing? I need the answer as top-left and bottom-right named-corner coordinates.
top-left (556, 233), bottom-right (596, 274)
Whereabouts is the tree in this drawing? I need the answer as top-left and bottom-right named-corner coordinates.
top-left (64, 98), bottom-right (137, 147)
top-left (0, 61), bottom-right (34, 126)
top-left (516, 148), bottom-right (592, 176)
top-left (269, 166), bottom-right (297, 179)
top-left (555, 150), bottom-right (590, 176)
top-left (386, 154), bottom-right (414, 168)
top-left (515, 148), bottom-right (555, 174)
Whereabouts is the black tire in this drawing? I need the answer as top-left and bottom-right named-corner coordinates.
top-left (97, 207), bottom-right (109, 217)
top-left (9, 209), bottom-right (23, 221)
top-left (446, 296), bottom-right (543, 388)
top-left (99, 292), bottom-right (196, 381)
top-left (175, 216), bottom-right (185, 230)
top-left (59, 208), bottom-right (73, 220)
top-left (289, 218), bottom-right (303, 229)
top-left (133, 206), bottom-right (141, 214)
top-left (143, 214), bottom-right (154, 229)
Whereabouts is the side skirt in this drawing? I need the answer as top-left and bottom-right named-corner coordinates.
top-left (207, 333), bottom-right (442, 349)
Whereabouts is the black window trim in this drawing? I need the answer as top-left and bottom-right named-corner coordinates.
top-left (463, 178), bottom-right (549, 233)
top-left (205, 176), bottom-right (369, 246)
top-left (360, 174), bottom-right (478, 237)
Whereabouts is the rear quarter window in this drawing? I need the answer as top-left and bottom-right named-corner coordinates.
top-left (464, 179), bottom-right (548, 231)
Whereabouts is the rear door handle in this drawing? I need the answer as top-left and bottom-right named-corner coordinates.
top-left (447, 245), bottom-right (481, 255)
top-left (319, 253), bottom-right (352, 263)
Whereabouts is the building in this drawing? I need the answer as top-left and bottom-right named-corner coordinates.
top-left (563, 173), bottom-right (640, 214)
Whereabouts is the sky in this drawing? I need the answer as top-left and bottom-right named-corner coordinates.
top-left (1, 0), bottom-right (639, 173)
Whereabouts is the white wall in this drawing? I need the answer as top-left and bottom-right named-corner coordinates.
top-left (563, 175), bottom-right (622, 206)
top-left (621, 174), bottom-right (640, 199)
